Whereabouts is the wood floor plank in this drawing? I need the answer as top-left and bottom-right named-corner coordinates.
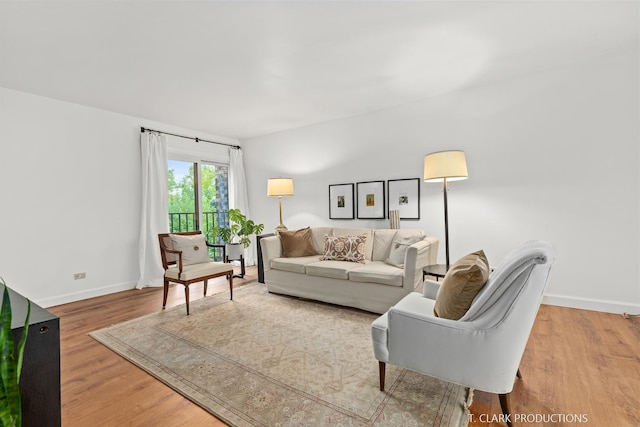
top-left (48, 268), bottom-right (639, 426)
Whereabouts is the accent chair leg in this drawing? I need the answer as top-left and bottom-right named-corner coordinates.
top-left (162, 279), bottom-right (169, 309)
top-left (203, 279), bottom-right (208, 297)
top-left (499, 393), bottom-right (513, 427)
top-left (229, 275), bottom-right (233, 300)
top-left (379, 361), bottom-right (386, 391)
top-left (184, 286), bottom-right (190, 315)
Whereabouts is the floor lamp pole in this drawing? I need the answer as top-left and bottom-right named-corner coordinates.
top-left (278, 196), bottom-right (284, 227)
top-left (443, 178), bottom-right (450, 270)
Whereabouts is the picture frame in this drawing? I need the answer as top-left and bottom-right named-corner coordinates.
top-left (328, 183), bottom-right (355, 219)
top-left (356, 180), bottom-right (385, 219)
top-left (387, 178), bottom-right (420, 220)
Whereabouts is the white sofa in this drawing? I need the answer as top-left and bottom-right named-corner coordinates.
top-left (260, 227), bottom-right (439, 314)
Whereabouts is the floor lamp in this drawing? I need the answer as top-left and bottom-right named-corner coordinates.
top-left (267, 177), bottom-right (294, 233)
top-left (424, 150), bottom-right (468, 270)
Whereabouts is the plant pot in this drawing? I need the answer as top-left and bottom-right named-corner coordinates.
top-left (226, 243), bottom-right (244, 261)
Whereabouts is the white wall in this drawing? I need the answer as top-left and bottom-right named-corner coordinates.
top-left (0, 88), bottom-right (239, 307)
top-left (243, 49), bottom-right (639, 314)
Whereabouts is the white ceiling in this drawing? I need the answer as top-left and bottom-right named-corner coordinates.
top-left (0, 1), bottom-right (637, 140)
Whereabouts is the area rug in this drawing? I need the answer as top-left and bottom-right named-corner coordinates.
top-left (91, 284), bottom-right (470, 426)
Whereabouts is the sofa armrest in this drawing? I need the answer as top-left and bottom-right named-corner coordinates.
top-left (403, 237), bottom-right (439, 290)
top-left (423, 279), bottom-right (441, 300)
top-left (260, 235), bottom-right (282, 273)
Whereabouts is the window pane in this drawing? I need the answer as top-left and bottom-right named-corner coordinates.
top-left (201, 163), bottom-right (229, 244)
top-left (168, 160), bottom-right (197, 232)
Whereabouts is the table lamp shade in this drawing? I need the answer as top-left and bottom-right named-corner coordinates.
top-left (267, 178), bottom-right (294, 197)
top-left (424, 150), bottom-right (468, 182)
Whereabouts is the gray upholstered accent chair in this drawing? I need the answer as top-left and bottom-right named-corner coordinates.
top-left (371, 241), bottom-right (555, 427)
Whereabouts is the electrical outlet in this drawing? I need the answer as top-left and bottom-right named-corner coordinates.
top-left (73, 272), bottom-right (86, 280)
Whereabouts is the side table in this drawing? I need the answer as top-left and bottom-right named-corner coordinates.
top-left (225, 254), bottom-right (245, 279)
top-left (423, 264), bottom-right (448, 281)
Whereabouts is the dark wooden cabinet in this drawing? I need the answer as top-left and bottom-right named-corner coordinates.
top-left (256, 233), bottom-right (275, 283)
top-left (3, 285), bottom-right (61, 427)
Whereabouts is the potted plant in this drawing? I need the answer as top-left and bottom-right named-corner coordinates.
top-left (210, 208), bottom-right (264, 260)
top-left (0, 278), bottom-right (30, 427)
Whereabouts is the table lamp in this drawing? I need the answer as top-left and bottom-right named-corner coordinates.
top-left (267, 178), bottom-right (294, 232)
top-left (424, 150), bottom-right (468, 270)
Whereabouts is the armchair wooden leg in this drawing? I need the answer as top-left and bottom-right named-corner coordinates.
top-left (203, 279), bottom-right (208, 297)
top-left (162, 279), bottom-right (169, 309)
top-left (499, 393), bottom-right (513, 427)
top-left (184, 286), bottom-right (190, 315)
top-left (229, 275), bottom-right (233, 300)
top-left (379, 361), bottom-right (386, 391)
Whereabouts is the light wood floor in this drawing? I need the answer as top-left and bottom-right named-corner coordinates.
top-left (49, 266), bottom-right (639, 426)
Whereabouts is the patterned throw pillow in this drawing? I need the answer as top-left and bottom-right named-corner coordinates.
top-left (320, 234), bottom-right (367, 263)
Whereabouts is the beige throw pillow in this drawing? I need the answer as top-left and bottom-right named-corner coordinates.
top-left (434, 250), bottom-right (490, 320)
top-left (169, 234), bottom-right (211, 266)
top-left (320, 234), bottom-right (367, 263)
top-left (279, 227), bottom-right (316, 258)
top-left (385, 235), bottom-right (424, 268)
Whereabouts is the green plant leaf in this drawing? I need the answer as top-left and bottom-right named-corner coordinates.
top-left (0, 280), bottom-right (30, 427)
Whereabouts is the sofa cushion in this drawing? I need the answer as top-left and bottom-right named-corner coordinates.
top-left (385, 234), bottom-right (425, 268)
top-left (306, 260), bottom-right (364, 280)
top-left (371, 229), bottom-right (397, 261)
top-left (434, 250), bottom-right (490, 320)
top-left (320, 234), bottom-right (367, 263)
top-left (271, 255), bottom-right (321, 274)
top-left (333, 228), bottom-right (373, 260)
top-left (169, 233), bottom-right (210, 265)
top-left (279, 226), bottom-right (316, 257)
top-left (349, 261), bottom-right (404, 287)
top-left (310, 227), bottom-right (333, 254)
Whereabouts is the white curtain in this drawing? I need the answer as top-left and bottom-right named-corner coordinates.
top-left (136, 131), bottom-right (169, 289)
top-left (228, 147), bottom-right (255, 265)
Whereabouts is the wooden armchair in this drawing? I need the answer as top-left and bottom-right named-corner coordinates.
top-left (158, 231), bottom-right (234, 315)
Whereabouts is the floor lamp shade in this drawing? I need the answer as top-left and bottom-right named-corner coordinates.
top-left (267, 178), bottom-right (294, 232)
top-left (424, 150), bottom-right (468, 270)
top-left (423, 150), bottom-right (468, 182)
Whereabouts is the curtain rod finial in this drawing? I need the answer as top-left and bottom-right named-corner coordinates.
top-left (141, 127), bottom-right (146, 133)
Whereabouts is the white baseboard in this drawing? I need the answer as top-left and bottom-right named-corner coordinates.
top-left (543, 293), bottom-right (640, 315)
top-left (35, 281), bottom-right (139, 308)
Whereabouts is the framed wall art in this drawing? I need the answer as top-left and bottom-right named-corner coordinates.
top-left (387, 178), bottom-right (420, 220)
top-left (356, 180), bottom-right (385, 219)
top-left (328, 183), bottom-right (355, 219)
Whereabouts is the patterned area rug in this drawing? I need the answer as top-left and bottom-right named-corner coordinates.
top-left (91, 284), bottom-right (470, 426)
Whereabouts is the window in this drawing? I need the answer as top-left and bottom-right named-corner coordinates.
top-left (168, 159), bottom-right (229, 258)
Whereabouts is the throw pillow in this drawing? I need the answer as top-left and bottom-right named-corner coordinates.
top-left (169, 234), bottom-right (211, 266)
top-left (434, 250), bottom-right (490, 320)
top-left (279, 226), bottom-right (316, 258)
top-left (385, 235), bottom-right (424, 268)
top-left (320, 234), bottom-right (367, 263)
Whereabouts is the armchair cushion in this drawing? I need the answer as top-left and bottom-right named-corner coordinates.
top-left (279, 226), bottom-right (316, 258)
top-left (434, 250), bottom-right (490, 320)
top-left (165, 261), bottom-right (232, 281)
top-left (169, 233), bottom-right (211, 266)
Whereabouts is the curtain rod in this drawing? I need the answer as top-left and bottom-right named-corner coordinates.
top-left (140, 127), bottom-right (241, 149)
